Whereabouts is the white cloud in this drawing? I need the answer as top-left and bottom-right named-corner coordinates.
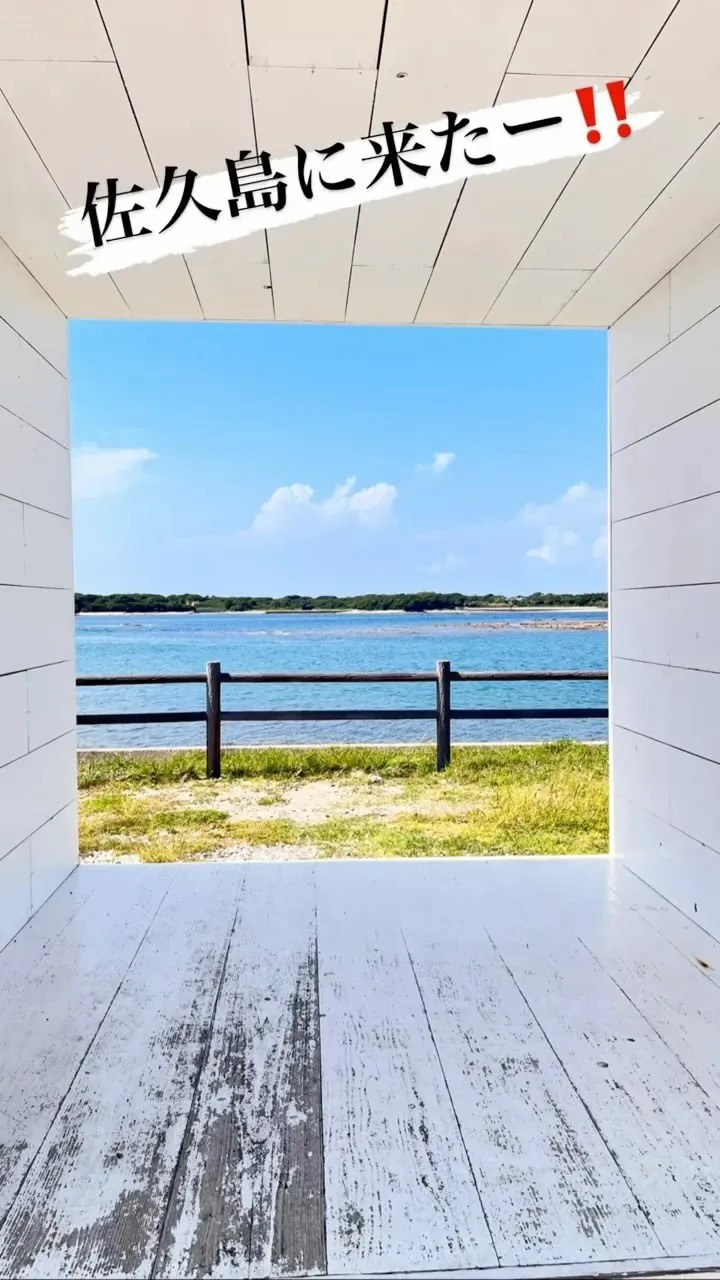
top-left (421, 553), bottom-right (464, 574)
top-left (592, 530), bottom-right (608, 562)
top-left (417, 451), bottom-right (456, 474)
top-left (520, 482), bottom-right (606, 566)
top-left (72, 445), bottom-right (157, 500)
top-left (251, 476), bottom-right (397, 538)
top-left (527, 530), bottom-right (579, 563)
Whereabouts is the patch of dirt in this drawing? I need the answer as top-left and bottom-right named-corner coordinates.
top-left (81, 843), bottom-right (322, 865)
top-left (154, 778), bottom-right (462, 824)
top-left (83, 848), bottom-right (145, 865)
top-left (193, 842), bottom-right (321, 862)
top-left (80, 777), bottom-right (482, 864)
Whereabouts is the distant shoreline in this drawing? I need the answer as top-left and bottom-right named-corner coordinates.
top-left (77, 606), bottom-right (608, 617)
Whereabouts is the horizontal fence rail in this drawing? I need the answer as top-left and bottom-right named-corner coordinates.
top-left (77, 661), bottom-right (609, 776)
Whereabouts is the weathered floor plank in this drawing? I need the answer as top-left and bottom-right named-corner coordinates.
top-left (0, 865), bottom-right (174, 1231)
top-left (482, 903), bottom-right (720, 1258)
top-left (333, 1259), bottom-right (720, 1280)
top-left (0, 865), bottom-right (242, 1280)
top-left (154, 863), bottom-right (325, 1280)
top-left (3, 859), bottom-right (720, 1279)
top-left (316, 871), bottom-right (498, 1277)
top-left (610, 866), bottom-right (720, 988)
top-left (400, 901), bottom-right (660, 1268)
top-left (0, 865), bottom-right (98, 982)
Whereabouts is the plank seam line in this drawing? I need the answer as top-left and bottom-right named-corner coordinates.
top-left (612, 486), bottom-right (720, 525)
top-left (606, 885), bottom-right (720, 995)
top-left (321, 1269), bottom-right (720, 1279)
top-left (89, 1), bottom-right (200, 315)
top-left (0, 873), bottom-right (96, 979)
top-left (314, 895), bottom-right (330, 1276)
top-left (611, 724), bottom-right (720, 775)
top-left (0, 657), bottom-right (71, 680)
top-left (239, 0), bottom-right (275, 319)
top-left (612, 219), bottom-right (720, 344)
top-left (0, 789), bottom-right (79, 889)
top-left (0, 490), bottom-right (71, 520)
top-left (0, 580), bottom-right (70, 592)
top-left (483, 928), bottom-right (664, 1251)
top-left (412, 0), bottom-right (536, 325)
top-left (409, 0), bottom-right (538, 327)
top-left (344, 1), bottom-right (388, 322)
top-left (0, 870), bottom-right (176, 1236)
top-left (321, 1267), bottom-right (720, 1279)
top-left (0, 306), bottom-right (66, 375)
top-left (613, 581), bottom-right (720, 592)
top-left (575, 934), bottom-right (718, 1108)
top-left (611, 657), bottom-right (720, 678)
top-left (615, 299), bottom-right (720, 385)
top-left (402, 929), bottom-right (501, 1267)
top-left (549, 135), bottom-right (720, 329)
top-left (0, 397), bottom-right (69, 449)
top-left (611, 395), bottom-right (720, 457)
top-left (621, 867), bottom-right (720, 954)
top-left (0, 233), bottom-right (68, 323)
top-left (613, 790), bottom-right (720, 861)
top-left (150, 877), bottom-right (244, 1278)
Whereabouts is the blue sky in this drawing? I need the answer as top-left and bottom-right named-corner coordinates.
top-left (69, 320), bottom-right (608, 596)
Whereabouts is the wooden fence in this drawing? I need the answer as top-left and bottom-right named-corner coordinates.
top-left (77, 662), bottom-right (609, 777)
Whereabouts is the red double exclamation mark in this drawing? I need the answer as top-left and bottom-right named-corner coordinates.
top-left (576, 81), bottom-right (632, 144)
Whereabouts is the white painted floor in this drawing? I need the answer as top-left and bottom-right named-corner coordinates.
top-left (1, 857), bottom-right (720, 1280)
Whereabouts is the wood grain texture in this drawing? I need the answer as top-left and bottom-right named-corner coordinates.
top-left (154, 864), bottom-right (325, 1279)
top-left (483, 905), bottom-right (720, 1257)
top-left (2, 859), bottom-right (720, 1279)
top-left (0, 866), bottom-right (241, 1279)
top-left (316, 872), bottom-right (498, 1277)
top-left (574, 885), bottom-right (720, 1103)
top-left (611, 866), bottom-right (720, 988)
top-left (401, 908), bottom-right (659, 1267)
top-left (0, 866), bottom-right (174, 1231)
top-left (0, 864), bottom-right (100, 985)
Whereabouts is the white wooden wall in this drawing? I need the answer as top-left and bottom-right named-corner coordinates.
top-left (0, 242), bottom-right (77, 951)
top-left (609, 227), bottom-right (720, 938)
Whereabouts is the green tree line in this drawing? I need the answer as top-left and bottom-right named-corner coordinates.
top-left (75, 591), bottom-right (608, 614)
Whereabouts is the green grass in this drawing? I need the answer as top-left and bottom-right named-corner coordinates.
top-left (78, 741), bottom-right (602, 786)
top-left (78, 741), bottom-right (608, 863)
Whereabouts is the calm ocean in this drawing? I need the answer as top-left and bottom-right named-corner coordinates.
top-left (76, 610), bottom-right (608, 748)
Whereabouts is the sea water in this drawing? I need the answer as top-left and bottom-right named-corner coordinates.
top-left (76, 610), bottom-right (608, 748)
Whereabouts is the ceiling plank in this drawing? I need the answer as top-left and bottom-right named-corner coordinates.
top-left (417, 159), bottom-right (577, 324)
top-left (110, 259), bottom-right (203, 320)
top-left (245, 0), bottom-right (386, 70)
top-left (346, 264), bottom-right (430, 323)
top-left (521, 114), bottom-right (716, 272)
top-left (0, 61), bottom-right (199, 318)
top-left (630, 0), bottom-right (720, 116)
top-left (375, 0), bottom-right (528, 121)
top-left (99, 0), bottom-right (255, 178)
top-left (0, 85), bottom-right (128, 318)
top-left (268, 212), bottom-right (356, 322)
top-left (354, 185), bottom-right (462, 268)
top-left (186, 247), bottom-right (273, 321)
top-left (360, 1), bottom-right (530, 311)
top-left (249, 66), bottom-right (375, 157)
top-left (509, 0), bottom-right (678, 78)
top-left (0, 61), bottom-right (154, 205)
top-left (554, 124), bottom-right (720, 327)
top-left (0, 0), bottom-right (112, 61)
top-left (485, 267), bottom-right (591, 325)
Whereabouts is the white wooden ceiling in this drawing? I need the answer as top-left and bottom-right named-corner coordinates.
top-left (0, 0), bottom-right (717, 327)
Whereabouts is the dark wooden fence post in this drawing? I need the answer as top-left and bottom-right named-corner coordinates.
top-left (206, 661), bottom-right (222, 779)
top-left (436, 660), bottom-right (451, 771)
